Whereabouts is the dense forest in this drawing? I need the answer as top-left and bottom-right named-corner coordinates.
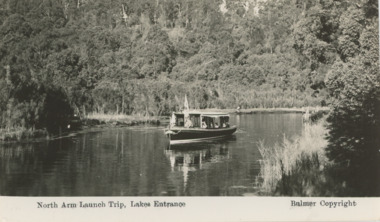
top-left (0, 0), bottom-right (378, 130)
top-left (0, 0), bottom-right (379, 196)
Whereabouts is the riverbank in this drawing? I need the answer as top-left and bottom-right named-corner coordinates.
top-left (257, 118), bottom-right (330, 196)
top-left (83, 107), bottom-right (329, 128)
top-left (203, 106), bottom-right (329, 114)
top-left (0, 128), bottom-right (48, 142)
top-left (0, 107), bottom-right (328, 142)
top-left (83, 113), bottom-right (162, 128)
top-left (0, 114), bottom-right (163, 143)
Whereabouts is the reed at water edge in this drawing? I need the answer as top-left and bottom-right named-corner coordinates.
top-left (0, 127), bottom-right (48, 142)
top-left (0, 113), bottom-right (161, 142)
top-left (257, 119), bottom-right (329, 196)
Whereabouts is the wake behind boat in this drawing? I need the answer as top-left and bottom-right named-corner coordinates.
top-left (165, 110), bottom-right (237, 144)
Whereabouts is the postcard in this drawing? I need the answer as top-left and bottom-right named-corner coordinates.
top-left (0, 0), bottom-right (379, 221)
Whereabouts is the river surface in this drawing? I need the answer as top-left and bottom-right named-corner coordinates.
top-left (0, 113), bottom-right (303, 196)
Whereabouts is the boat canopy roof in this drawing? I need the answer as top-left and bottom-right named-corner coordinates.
top-left (174, 110), bottom-right (230, 117)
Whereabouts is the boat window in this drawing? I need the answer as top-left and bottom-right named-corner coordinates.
top-left (219, 116), bottom-right (230, 128)
top-left (201, 116), bottom-right (215, 128)
top-left (189, 114), bottom-right (200, 127)
top-left (175, 114), bottom-right (184, 126)
top-left (200, 115), bottom-right (230, 128)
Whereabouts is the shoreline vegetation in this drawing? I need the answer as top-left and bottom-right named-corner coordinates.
top-left (0, 113), bottom-right (161, 143)
top-left (0, 107), bottom-right (329, 142)
top-left (204, 106), bottom-right (329, 114)
top-left (84, 113), bottom-right (161, 127)
top-left (257, 117), bottom-right (329, 196)
top-left (0, 128), bottom-right (48, 143)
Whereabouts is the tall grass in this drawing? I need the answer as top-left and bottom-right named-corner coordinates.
top-left (257, 119), bottom-right (329, 195)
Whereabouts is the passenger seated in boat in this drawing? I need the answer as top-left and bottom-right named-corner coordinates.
top-left (215, 123), bottom-right (219, 128)
top-left (201, 121), bottom-right (207, 128)
top-left (222, 123), bottom-right (226, 128)
top-left (185, 119), bottom-right (193, 128)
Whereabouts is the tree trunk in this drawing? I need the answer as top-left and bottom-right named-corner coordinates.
top-left (303, 1), bottom-right (307, 16)
top-left (63, 1), bottom-right (69, 19)
top-left (154, 0), bottom-right (159, 25)
top-left (185, 2), bottom-right (189, 28)
top-left (5, 65), bottom-right (11, 85)
top-left (153, 56), bottom-right (156, 76)
top-left (121, 94), bottom-right (125, 114)
top-left (178, 3), bottom-right (182, 28)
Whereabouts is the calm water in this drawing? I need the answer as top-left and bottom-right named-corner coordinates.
top-left (0, 113), bottom-right (302, 196)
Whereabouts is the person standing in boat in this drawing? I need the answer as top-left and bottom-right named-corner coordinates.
top-left (170, 112), bottom-right (176, 128)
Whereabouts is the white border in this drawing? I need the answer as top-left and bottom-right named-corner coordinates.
top-left (0, 197), bottom-right (379, 222)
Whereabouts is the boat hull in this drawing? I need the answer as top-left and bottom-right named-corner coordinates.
top-left (165, 126), bottom-right (237, 144)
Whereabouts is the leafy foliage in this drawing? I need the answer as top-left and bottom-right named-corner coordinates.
top-left (0, 0), bottom-right (378, 135)
top-left (325, 19), bottom-right (380, 196)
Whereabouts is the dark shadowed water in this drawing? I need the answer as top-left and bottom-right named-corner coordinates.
top-left (0, 113), bottom-right (302, 196)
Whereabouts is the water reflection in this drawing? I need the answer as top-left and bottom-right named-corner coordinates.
top-left (165, 138), bottom-right (232, 192)
top-left (0, 114), bottom-right (303, 196)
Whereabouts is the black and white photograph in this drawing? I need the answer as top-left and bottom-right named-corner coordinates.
top-left (0, 0), bottom-right (379, 221)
